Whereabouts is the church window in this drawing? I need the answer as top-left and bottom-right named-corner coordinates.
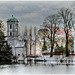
top-left (10, 32), bottom-right (12, 36)
top-left (10, 24), bottom-right (12, 29)
top-left (18, 54), bottom-right (20, 56)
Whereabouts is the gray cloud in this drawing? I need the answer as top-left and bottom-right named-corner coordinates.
top-left (0, 1), bottom-right (73, 35)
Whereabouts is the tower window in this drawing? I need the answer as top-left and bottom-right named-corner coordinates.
top-left (10, 24), bottom-right (12, 29)
top-left (10, 32), bottom-right (12, 36)
top-left (18, 54), bottom-right (20, 56)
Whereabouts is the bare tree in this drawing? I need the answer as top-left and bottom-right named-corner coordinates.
top-left (43, 14), bottom-right (60, 57)
top-left (0, 20), bottom-right (6, 34)
top-left (24, 26), bottom-right (28, 57)
top-left (34, 27), bottom-right (36, 56)
top-left (38, 28), bottom-right (49, 51)
top-left (22, 26), bottom-right (28, 63)
top-left (58, 8), bottom-right (74, 57)
top-left (29, 26), bottom-right (32, 56)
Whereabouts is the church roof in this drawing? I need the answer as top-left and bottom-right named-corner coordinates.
top-left (7, 17), bottom-right (18, 22)
top-left (15, 40), bottom-right (24, 48)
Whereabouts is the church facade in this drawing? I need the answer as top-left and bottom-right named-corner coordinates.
top-left (7, 16), bottom-right (26, 63)
top-left (7, 16), bottom-right (41, 63)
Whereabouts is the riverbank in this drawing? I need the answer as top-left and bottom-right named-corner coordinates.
top-left (24, 55), bottom-right (75, 65)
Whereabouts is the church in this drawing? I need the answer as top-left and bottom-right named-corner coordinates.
top-left (6, 16), bottom-right (41, 63)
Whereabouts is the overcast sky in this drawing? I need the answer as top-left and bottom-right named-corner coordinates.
top-left (0, 1), bottom-right (74, 34)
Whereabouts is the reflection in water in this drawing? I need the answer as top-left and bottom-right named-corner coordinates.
top-left (1, 54), bottom-right (75, 74)
top-left (0, 63), bottom-right (75, 74)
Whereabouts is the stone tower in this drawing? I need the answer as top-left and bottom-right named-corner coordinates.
top-left (7, 15), bottom-right (18, 40)
top-left (7, 16), bottom-right (19, 56)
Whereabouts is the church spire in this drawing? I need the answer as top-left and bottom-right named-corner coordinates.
top-left (12, 15), bottom-right (13, 18)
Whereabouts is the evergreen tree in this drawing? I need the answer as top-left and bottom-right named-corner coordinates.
top-left (0, 21), bottom-right (12, 64)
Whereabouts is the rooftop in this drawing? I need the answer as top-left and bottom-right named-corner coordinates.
top-left (7, 16), bottom-right (18, 22)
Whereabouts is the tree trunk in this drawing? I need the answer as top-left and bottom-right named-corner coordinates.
top-left (50, 32), bottom-right (55, 57)
top-left (50, 42), bottom-right (54, 57)
top-left (66, 33), bottom-right (69, 57)
top-left (44, 37), bottom-right (45, 46)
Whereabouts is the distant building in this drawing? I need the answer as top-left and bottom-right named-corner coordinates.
top-left (55, 28), bottom-right (73, 49)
